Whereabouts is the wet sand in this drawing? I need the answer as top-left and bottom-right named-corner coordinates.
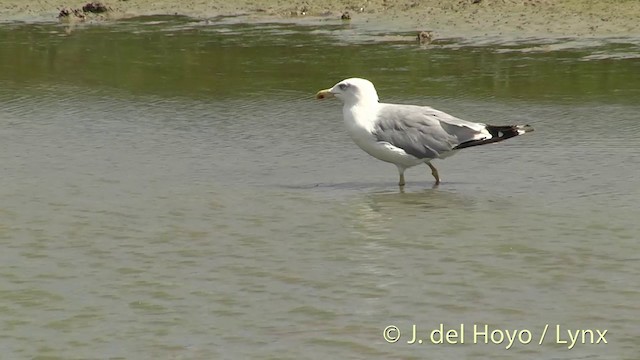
top-left (1, 0), bottom-right (640, 39)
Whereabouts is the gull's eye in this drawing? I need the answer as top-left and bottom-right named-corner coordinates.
top-left (338, 83), bottom-right (348, 90)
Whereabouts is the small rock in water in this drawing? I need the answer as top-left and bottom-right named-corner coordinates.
top-left (417, 30), bottom-right (434, 44)
top-left (341, 11), bottom-right (351, 20)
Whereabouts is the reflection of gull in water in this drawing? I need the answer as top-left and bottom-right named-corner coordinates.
top-left (316, 78), bottom-right (534, 187)
top-left (342, 189), bottom-right (478, 315)
top-left (358, 189), bottom-right (476, 216)
top-left (346, 189), bottom-right (478, 257)
top-left (346, 189), bottom-right (477, 248)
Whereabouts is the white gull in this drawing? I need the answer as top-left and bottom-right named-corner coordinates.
top-left (316, 78), bottom-right (534, 186)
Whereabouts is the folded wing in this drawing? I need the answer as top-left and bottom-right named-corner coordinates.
top-left (373, 104), bottom-right (491, 159)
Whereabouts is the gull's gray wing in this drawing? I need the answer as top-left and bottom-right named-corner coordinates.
top-left (373, 103), bottom-right (489, 159)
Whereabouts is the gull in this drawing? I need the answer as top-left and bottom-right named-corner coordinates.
top-left (315, 78), bottom-right (533, 187)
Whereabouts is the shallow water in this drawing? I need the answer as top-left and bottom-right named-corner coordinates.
top-left (1, 16), bottom-right (639, 359)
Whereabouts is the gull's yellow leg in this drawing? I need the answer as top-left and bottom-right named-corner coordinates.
top-left (427, 163), bottom-right (440, 185)
top-left (396, 166), bottom-right (406, 187)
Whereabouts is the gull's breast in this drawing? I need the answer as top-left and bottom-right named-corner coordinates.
top-left (343, 106), bottom-right (422, 167)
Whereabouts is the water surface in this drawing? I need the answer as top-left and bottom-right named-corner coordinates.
top-left (1, 16), bottom-right (639, 359)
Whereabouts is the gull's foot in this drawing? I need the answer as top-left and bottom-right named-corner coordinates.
top-left (427, 163), bottom-right (440, 186)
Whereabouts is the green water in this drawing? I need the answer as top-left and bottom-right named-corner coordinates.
top-left (1, 15), bottom-right (639, 359)
top-left (2, 16), bottom-right (639, 101)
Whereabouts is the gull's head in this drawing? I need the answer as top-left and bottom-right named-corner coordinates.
top-left (315, 78), bottom-right (379, 105)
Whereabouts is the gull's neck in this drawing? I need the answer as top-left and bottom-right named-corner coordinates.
top-left (342, 99), bottom-right (380, 133)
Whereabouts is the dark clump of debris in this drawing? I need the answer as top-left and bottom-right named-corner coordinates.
top-left (341, 11), bottom-right (351, 20)
top-left (58, 8), bottom-right (86, 20)
top-left (58, 2), bottom-right (110, 21)
top-left (82, 2), bottom-right (109, 14)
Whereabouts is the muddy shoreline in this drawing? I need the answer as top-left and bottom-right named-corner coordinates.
top-left (1, 0), bottom-right (640, 39)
